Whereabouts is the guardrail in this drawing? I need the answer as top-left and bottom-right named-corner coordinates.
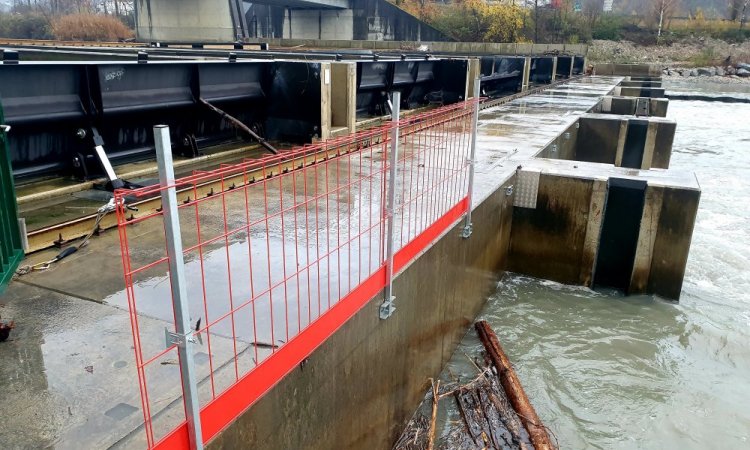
top-left (115, 95), bottom-right (479, 448)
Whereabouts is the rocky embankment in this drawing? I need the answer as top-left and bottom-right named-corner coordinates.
top-left (663, 63), bottom-right (750, 83)
top-left (589, 38), bottom-right (750, 83)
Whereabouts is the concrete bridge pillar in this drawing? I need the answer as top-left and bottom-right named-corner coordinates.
top-left (135, 0), bottom-right (245, 42)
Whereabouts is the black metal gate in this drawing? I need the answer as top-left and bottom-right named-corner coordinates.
top-left (622, 119), bottom-right (649, 169)
top-left (593, 178), bottom-right (647, 292)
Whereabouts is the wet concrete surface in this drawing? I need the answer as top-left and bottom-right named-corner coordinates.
top-left (0, 76), bottom-right (624, 449)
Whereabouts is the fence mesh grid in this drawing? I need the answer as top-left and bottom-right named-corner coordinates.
top-left (115, 99), bottom-right (477, 448)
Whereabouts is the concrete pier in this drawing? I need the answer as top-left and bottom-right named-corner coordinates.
top-left (559, 113), bottom-right (676, 169)
top-left (614, 85), bottom-right (667, 98)
top-left (507, 159), bottom-right (699, 299)
top-left (592, 95), bottom-right (669, 117)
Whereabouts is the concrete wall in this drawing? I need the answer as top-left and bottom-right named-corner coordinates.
top-left (243, 38), bottom-right (588, 56)
top-left (594, 63), bottom-right (662, 77)
top-left (508, 174), bottom-right (596, 285)
top-left (592, 96), bottom-right (669, 118)
top-left (614, 86), bottom-right (666, 98)
top-left (208, 177), bottom-right (515, 449)
top-left (283, 9), bottom-right (355, 40)
top-left (620, 80), bottom-right (663, 88)
top-left (571, 114), bottom-right (676, 169)
top-left (537, 121), bottom-right (580, 161)
top-left (633, 186), bottom-right (701, 299)
top-left (135, 0), bottom-right (236, 42)
top-left (506, 162), bottom-right (700, 300)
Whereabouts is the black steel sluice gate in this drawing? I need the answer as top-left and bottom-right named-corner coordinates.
top-left (0, 58), bottom-right (468, 182)
top-left (355, 59), bottom-right (468, 117)
top-left (594, 178), bottom-right (648, 293)
top-left (0, 60), bottom-right (320, 181)
top-left (479, 56), bottom-right (525, 98)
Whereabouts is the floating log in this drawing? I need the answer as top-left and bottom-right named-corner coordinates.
top-left (475, 320), bottom-right (555, 450)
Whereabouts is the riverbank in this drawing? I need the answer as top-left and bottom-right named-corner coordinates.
top-left (590, 38), bottom-right (750, 83)
top-left (589, 37), bottom-right (750, 68)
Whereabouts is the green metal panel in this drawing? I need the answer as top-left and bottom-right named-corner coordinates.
top-left (0, 102), bottom-right (24, 293)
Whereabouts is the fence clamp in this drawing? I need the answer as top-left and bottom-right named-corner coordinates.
top-left (165, 328), bottom-right (197, 349)
top-left (460, 223), bottom-right (473, 239)
top-left (379, 296), bottom-right (396, 320)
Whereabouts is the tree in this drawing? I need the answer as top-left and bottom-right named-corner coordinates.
top-left (739, 0), bottom-right (749, 29)
top-left (652, 0), bottom-right (679, 37)
top-left (427, 0), bottom-right (527, 43)
top-left (582, 0), bottom-right (605, 29)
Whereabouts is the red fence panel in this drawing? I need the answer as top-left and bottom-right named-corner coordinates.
top-left (115, 99), bottom-right (478, 448)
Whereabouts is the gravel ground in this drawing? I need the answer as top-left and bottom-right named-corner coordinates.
top-left (588, 38), bottom-right (750, 66)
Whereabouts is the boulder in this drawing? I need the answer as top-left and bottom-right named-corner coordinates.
top-left (697, 67), bottom-right (714, 76)
top-left (726, 66), bottom-right (737, 75)
top-left (681, 69), bottom-right (690, 77)
top-left (738, 62), bottom-right (750, 71)
top-left (689, 69), bottom-right (698, 77)
top-left (737, 68), bottom-right (750, 77)
top-left (716, 66), bottom-right (725, 76)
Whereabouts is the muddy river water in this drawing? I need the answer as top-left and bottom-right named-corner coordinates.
top-left (439, 81), bottom-right (750, 449)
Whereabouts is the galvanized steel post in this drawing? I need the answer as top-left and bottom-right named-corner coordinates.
top-left (154, 125), bottom-right (204, 450)
top-left (380, 91), bottom-right (401, 320)
top-left (462, 79), bottom-right (481, 239)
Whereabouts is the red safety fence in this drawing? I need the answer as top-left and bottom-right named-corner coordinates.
top-left (115, 98), bottom-right (477, 449)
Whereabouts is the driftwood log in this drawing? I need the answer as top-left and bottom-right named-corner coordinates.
top-left (475, 320), bottom-right (555, 450)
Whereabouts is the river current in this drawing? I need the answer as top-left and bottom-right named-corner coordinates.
top-left (442, 81), bottom-right (750, 449)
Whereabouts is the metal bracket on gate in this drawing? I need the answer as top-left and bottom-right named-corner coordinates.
top-left (379, 296), bottom-right (396, 320)
top-left (165, 328), bottom-right (197, 348)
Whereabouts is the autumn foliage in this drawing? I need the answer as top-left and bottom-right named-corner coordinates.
top-left (396, 0), bottom-right (528, 42)
top-left (50, 13), bottom-right (133, 41)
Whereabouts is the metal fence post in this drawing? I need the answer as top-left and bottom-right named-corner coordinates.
top-left (461, 79), bottom-right (481, 239)
top-left (380, 91), bottom-right (400, 320)
top-left (154, 125), bottom-right (204, 450)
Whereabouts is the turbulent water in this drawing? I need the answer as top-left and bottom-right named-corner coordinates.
top-left (444, 83), bottom-right (750, 449)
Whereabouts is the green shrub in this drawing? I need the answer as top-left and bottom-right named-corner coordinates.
top-left (0, 12), bottom-right (52, 39)
top-left (592, 15), bottom-right (624, 41)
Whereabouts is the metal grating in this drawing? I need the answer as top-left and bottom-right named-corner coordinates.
top-left (514, 169), bottom-right (541, 209)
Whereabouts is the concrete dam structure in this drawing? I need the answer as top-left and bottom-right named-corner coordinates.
top-left (0, 40), bottom-right (700, 450)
